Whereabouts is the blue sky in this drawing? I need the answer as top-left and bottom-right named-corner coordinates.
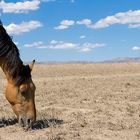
top-left (0, 0), bottom-right (140, 62)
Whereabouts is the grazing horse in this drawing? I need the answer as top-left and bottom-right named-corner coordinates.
top-left (0, 21), bottom-right (36, 129)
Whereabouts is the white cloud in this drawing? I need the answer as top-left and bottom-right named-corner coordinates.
top-left (0, 0), bottom-right (40, 14)
top-left (82, 43), bottom-right (105, 48)
top-left (70, 0), bottom-right (75, 3)
top-left (24, 40), bottom-right (105, 52)
top-left (24, 41), bottom-right (49, 49)
top-left (49, 41), bottom-right (78, 49)
top-left (55, 20), bottom-right (75, 29)
top-left (79, 47), bottom-right (91, 52)
top-left (50, 40), bottom-right (58, 44)
top-left (55, 19), bottom-right (94, 30)
top-left (50, 43), bottom-right (77, 49)
top-left (42, 0), bottom-right (56, 2)
top-left (79, 43), bottom-right (105, 52)
top-left (88, 10), bottom-right (140, 29)
top-left (80, 35), bottom-right (86, 39)
top-left (77, 19), bottom-right (94, 28)
top-left (37, 46), bottom-right (48, 49)
top-left (132, 46), bottom-right (140, 51)
top-left (55, 19), bottom-right (93, 30)
top-left (93, 16), bottom-right (118, 29)
top-left (23, 40), bottom-right (77, 49)
top-left (48, 41), bottom-right (105, 51)
top-left (77, 10), bottom-right (140, 29)
top-left (129, 23), bottom-right (140, 28)
top-left (55, 10), bottom-right (140, 30)
top-left (5, 21), bottom-right (43, 35)
top-left (93, 10), bottom-right (140, 29)
top-left (24, 41), bottom-right (44, 48)
top-left (47, 41), bottom-right (106, 52)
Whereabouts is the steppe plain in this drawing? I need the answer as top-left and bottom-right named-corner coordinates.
top-left (0, 62), bottom-right (140, 140)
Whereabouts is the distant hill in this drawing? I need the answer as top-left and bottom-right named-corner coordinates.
top-left (102, 57), bottom-right (140, 63)
top-left (25, 57), bottom-right (140, 64)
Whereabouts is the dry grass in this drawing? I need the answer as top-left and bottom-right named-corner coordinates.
top-left (0, 62), bottom-right (140, 139)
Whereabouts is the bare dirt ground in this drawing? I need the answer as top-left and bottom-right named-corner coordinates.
top-left (0, 62), bottom-right (140, 140)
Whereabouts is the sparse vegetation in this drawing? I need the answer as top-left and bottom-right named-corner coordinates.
top-left (0, 62), bottom-right (140, 139)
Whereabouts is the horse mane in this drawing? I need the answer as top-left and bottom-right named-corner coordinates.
top-left (0, 21), bottom-right (31, 86)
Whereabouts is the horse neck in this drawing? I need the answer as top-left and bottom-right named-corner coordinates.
top-left (0, 25), bottom-right (23, 84)
top-left (0, 56), bottom-right (23, 84)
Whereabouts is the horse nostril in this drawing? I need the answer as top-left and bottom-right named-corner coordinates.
top-left (27, 119), bottom-right (31, 125)
top-left (19, 117), bottom-right (25, 127)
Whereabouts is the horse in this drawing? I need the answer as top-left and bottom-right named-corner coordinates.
top-left (0, 21), bottom-right (36, 129)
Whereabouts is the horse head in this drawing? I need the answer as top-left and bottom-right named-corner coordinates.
top-left (5, 60), bottom-right (36, 129)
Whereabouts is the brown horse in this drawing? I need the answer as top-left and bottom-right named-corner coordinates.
top-left (0, 21), bottom-right (36, 129)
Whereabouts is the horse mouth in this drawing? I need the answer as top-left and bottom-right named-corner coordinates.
top-left (19, 117), bottom-right (34, 130)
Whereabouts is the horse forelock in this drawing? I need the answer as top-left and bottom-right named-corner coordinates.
top-left (14, 65), bottom-right (31, 86)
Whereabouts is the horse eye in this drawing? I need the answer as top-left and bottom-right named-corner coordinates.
top-left (20, 90), bottom-right (26, 95)
top-left (19, 87), bottom-right (28, 96)
top-left (19, 84), bottom-right (28, 94)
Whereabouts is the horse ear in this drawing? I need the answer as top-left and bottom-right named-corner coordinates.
top-left (29, 60), bottom-right (35, 72)
top-left (0, 20), bottom-right (3, 25)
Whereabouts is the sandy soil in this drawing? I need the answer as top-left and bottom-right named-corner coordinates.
top-left (0, 62), bottom-right (140, 140)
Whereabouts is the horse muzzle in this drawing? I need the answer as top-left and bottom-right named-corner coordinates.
top-left (18, 115), bottom-right (35, 130)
